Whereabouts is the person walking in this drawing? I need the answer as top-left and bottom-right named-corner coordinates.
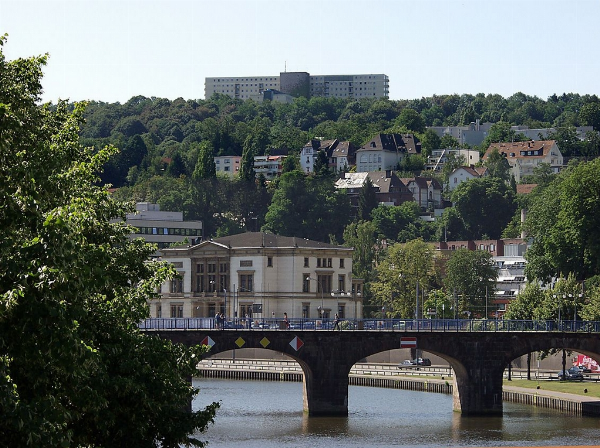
top-left (333, 313), bottom-right (341, 331)
top-left (283, 312), bottom-right (290, 329)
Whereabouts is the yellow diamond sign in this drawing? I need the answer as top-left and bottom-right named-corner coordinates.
top-left (235, 337), bottom-right (245, 348)
top-left (260, 337), bottom-right (270, 348)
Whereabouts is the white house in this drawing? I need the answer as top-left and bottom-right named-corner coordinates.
top-left (447, 166), bottom-right (488, 192)
top-left (155, 232), bottom-right (363, 321)
top-left (483, 140), bottom-right (563, 183)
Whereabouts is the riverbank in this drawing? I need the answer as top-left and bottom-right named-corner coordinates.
top-left (197, 358), bottom-right (600, 416)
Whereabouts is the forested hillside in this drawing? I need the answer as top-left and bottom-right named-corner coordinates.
top-left (77, 92), bottom-right (600, 243)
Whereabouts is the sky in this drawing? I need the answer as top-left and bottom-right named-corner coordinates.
top-left (1, 0), bottom-right (598, 104)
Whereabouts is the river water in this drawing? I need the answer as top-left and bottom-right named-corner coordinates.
top-left (192, 378), bottom-right (600, 447)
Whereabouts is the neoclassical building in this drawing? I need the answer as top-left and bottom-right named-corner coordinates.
top-left (155, 232), bottom-right (363, 321)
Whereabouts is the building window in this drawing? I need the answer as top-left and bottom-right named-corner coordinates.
top-left (220, 263), bottom-right (228, 273)
top-left (303, 275), bottom-right (310, 293)
top-left (267, 257), bottom-right (273, 267)
top-left (196, 275), bottom-right (204, 293)
top-left (170, 303), bottom-right (183, 318)
top-left (338, 304), bottom-right (345, 319)
top-left (208, 275), bottom-right (216, 292)
top-left (339, 258), bottom-right (345, 269)
top-left (338, 275), bottom-right (345, 292)
top-left (317, 274), bottom-right (332, 293)
top-left (156, 304), bottom-right (162, 318)
top-left (304, 257), bottom-right (309, 267)
top-left (208, 263), bottom-right (216, 273)
top-left (328, 258), bottom-right (332, 268)
top-left (196, 264), bottom-right (204, 273)
top-left (302, 303), bottom-right (310, 318)
top-left (317, 258), bottom-right (322, 268)
top-left (240, 274), bottom-right (253, 292)
top-left (170, 277), bottom-right (183, 293)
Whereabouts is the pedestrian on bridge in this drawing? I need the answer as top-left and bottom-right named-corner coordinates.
top-left (333, 313), bottom-right (341, 331)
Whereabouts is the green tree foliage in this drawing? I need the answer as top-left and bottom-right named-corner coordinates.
top-left (395, 108), bottom-right (425, 133)
top-left (484, 148), bottom-right (511, 182)
top-left (545, 126), bottom-right (582, 158)
top-left (370, 239), bottom-right (437, 318)
top-left (422, 289), bottom-right (453, 319)
top-left (419, 128), bottom-right (441, 157)
top-left (450, 177), bottom-right (516, 240)
top-left (579, 101), bottom-right (600, 130)
top-left (192, 141), bottom-right (216, 179)
top-left (525, 159), bottom-right (600, 282)
top-left (0, 37), bottom-right (217, 447)
top-left (312, 150), bottom-right (331, 177)
top-left (371, 202), bottom-right (435, 243)
top-left (343, 220), bottom-right (379, 282)
top-left (263, 171), bottom-right (350, 242)
top-left (443, 249), bottom-right (497, 316)
top-left (503, 281), bottom-right (546, 320)
top-left (357, 176), bottom-right (378, 221)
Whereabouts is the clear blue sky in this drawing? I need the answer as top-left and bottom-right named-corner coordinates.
top-left (1, 0), bottom-right (598, 104)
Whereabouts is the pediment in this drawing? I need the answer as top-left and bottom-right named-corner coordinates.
top-left (189, 240), bottom-right (231, 256)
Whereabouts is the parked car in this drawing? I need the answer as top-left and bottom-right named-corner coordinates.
top-left (557, 366), bottom-right (584, 381)
top-left (411, 358), bottom-right (432, 366)
top-left (576, 365), bottom-right (592, 373)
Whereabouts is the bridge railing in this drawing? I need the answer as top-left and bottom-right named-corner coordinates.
top-left (138, 317), bottom-right (600, 333)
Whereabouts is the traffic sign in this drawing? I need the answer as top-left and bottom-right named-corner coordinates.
top-left (400, 337), bottom-right (417, 348)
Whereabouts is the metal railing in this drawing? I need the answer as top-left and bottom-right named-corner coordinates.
top-left (139, 317), bottom-right (600, 333)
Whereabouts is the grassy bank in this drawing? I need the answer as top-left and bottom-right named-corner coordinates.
top-left (504, 379), bottom-right (600, 398)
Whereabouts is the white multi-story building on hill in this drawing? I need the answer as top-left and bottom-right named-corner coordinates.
top-left (205, 72), bottom-right (389, 100)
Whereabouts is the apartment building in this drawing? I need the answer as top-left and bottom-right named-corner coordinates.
top-left (205, 71), bottom-right (389, 100)
top-left (124, 202), bottom-right (203, 255)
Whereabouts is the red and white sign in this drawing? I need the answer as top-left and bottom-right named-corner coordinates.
top-left (400, 337), bottom-right (417, 348)
top-left (201, 336), bottom-right (215, 348)
top-left (289, 336), bottom-right (304, 351)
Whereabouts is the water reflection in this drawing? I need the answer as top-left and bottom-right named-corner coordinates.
top-left (193, 378), bottom-right (600, 447)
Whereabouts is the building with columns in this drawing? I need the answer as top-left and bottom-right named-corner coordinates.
top-left (154, 232), bottom-right (363, 321)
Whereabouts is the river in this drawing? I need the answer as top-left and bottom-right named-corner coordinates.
top-left (192, 378), bottom-right (600, 447)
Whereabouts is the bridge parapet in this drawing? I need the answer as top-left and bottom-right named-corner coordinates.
top-left (147, 327), bottom-right (600, 417)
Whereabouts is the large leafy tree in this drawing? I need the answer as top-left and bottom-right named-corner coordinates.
top-left (484, 148), bottom-right (511, 182)
top-left (0, 37), bottom-right (217, 447)
top-left (450, 177), bottom-right (516, 240)
top-left (443, 249), bottom-right (497, 317)
top-left (357, 176), bottom-right (378, 221)
top-left (343, 220), bottom-right (380, 283)
top-left (263, 171), bottom-right (350, 242)
top-left (525, 159), bottom-right (600, 282)
top-left (370, 239), bottom-right (437, 318)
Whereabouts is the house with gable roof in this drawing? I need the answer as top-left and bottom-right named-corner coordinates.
top-left (355, 133), bottom-right (421, 172)
top-left (400, 176), bottom-right (444, 211)
top-left (300, 138), bottom-right (357, 174)
top-left (483, 140), bottom-right (563, 183)
top-left (156, 232), bottom-right (362, 322)
top-left (335, 170), bottom-right (414, 212)
top-left (448, 166), bottom-right (489, 192)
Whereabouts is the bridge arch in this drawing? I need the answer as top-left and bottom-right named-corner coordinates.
top-left (149, 328), bottom-right (600, 417)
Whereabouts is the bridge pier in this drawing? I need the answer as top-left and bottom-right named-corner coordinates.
top-left (302, 363), bottom-right (350, 416)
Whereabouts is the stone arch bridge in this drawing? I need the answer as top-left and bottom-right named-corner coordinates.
top-left (143, 321), bottom-right (600, 417)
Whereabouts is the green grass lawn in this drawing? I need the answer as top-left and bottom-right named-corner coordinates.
top-left (504, 379), bottom-right (600, 398)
